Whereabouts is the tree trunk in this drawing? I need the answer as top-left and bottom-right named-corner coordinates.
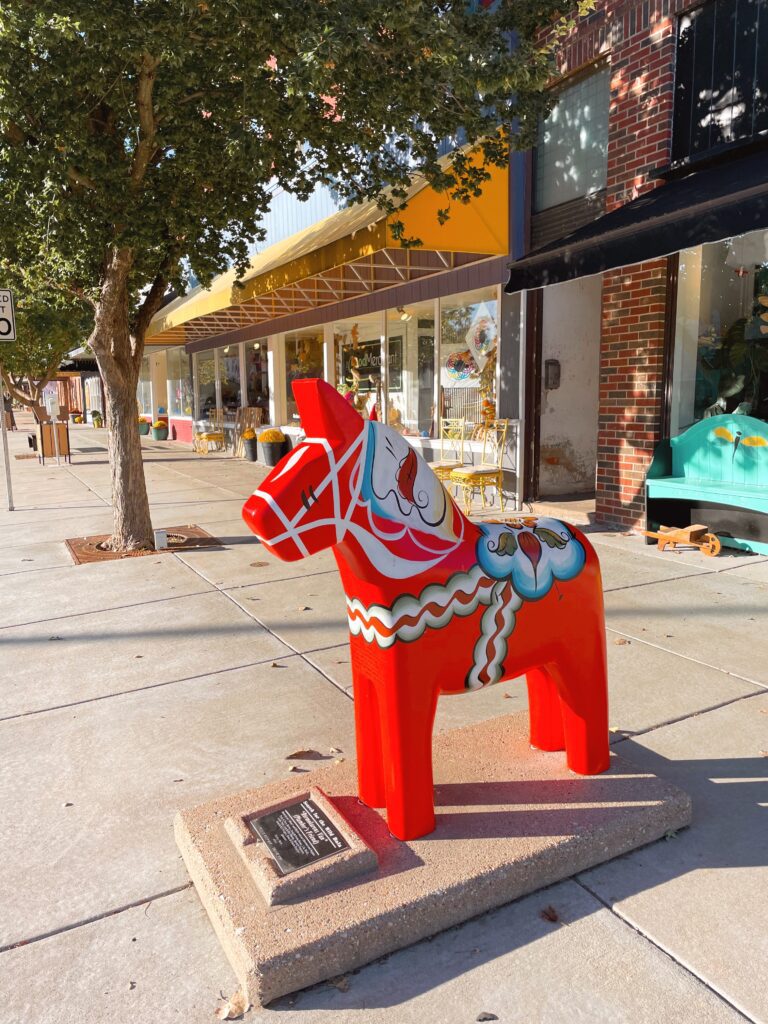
top-left (102, 352), bottom-right (154, 550)
top-left (90, 248), bottom-right (155, 551)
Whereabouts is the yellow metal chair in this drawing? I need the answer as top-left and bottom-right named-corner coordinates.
top-left (193, 407), bottom-right (226, 455)
top-left (431, 417), bottom-right (466, 485)
top-left (449, 419), bottom-right (509, 514)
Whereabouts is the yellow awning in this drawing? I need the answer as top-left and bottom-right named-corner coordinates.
top-left (147, 152), bottom-right (508, 346)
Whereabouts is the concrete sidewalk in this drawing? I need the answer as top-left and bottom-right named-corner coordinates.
top-left (1, 414), bottom-right (766, 1023)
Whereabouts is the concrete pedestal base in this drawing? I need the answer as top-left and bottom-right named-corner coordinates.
top-left (175, 712), bottom-right (691, 1007)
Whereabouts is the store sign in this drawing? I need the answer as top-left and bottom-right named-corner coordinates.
top-left (0, 289), bottom-right (16, 342)
top-left (341, 337), bottom-right (403, 393)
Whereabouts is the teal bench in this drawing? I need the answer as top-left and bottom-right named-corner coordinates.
top-left (646, 414), bottom-right (768, 555)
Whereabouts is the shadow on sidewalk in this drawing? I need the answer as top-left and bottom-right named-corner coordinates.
top-left (267, 739), bottom-right (766, 1011)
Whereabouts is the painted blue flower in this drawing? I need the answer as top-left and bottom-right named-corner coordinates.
top-left (476, 517), bottom-right (585, 600)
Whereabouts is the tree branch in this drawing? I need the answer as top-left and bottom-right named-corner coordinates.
top-left (1, 366), bottom-right (37, 408)
top-left (44, 278), bottom-right (98, 312)
top-left (130, 53), bottom-right (161, 186)
top-left (131, 248), bottom-right (180, 372)
top-left (67, 166), bottom-right (98, 190)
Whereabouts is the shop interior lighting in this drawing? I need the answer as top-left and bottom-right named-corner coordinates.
top-left (397, 306), bottom-right (413, 322)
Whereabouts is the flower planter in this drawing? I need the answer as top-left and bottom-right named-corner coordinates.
top-left (152, 426), bottom-right (169, 441)
top-left (138, 421), bottom-right (150, 436)
top-left (243, 437), bottom-right (258, 462)
top-left (261, 440), bottom-right (287, 467)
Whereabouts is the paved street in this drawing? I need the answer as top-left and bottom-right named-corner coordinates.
top-left (1, 415), bottom-right (767, 1024)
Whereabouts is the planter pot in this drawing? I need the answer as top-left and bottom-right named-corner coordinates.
top-left (92, 418), bottom-right (103, 429)
top-left (138, 422), bottom-right (150, 436)
top-left (152, 427), bottom-right (169, 441)
top-left (243, 437), bottom-right (258, 462)
top-left (261, 440), bottom-right (287, 467)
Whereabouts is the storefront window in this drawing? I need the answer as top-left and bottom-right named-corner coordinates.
top-left (671, 229), bottom-right (768, 434)
top-left (84, 374), bottom-right (103, 416)
top-left (166, 347), bottom-right (193, 417)
top-left (285, 330), bottom-right (324, 420)
top-left (439, 287), bottom-right (499, 431)
top-left (196, 350), bottom-right (216, 416)
top-left (219, 345), bottom-right (241, 413)
top-left (386, 304), bottom-right (435, 436)
top-left (334, 315), bottom-right (383, 419)
top-left (137, 355), bottom-right (152, 414)
top-left (246, 340), bottom-right (269, 413)
top-left (535, 67), bottom-right (610, 212)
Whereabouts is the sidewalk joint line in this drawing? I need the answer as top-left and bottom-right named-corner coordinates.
top-left (573, 877), bottom-right (756, 1023)
top-left (605, 627), bottom-right (768, 691)
top-left (0, 563), bottom-right (73, 579)
top-left (611, 688), bottom-right (766, 744)
top-left (603, 569), bottom-right (719, 593)
top-left (0, 653), bottom-right (301, 722)
top-left (0, 885), bottom-right (192, 955)
top-left (217, 567), bottom-right (338, 593)
top-left (176, 554), bottom-right (355, 704)
top-left (0, 588), bottom-right (215, 633)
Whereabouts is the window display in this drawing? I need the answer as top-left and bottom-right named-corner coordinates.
top-left (335, 317), bottom-right (384, 418)
top-left (671, 229), bottom-right (768, 435)
top-left (166, 347), bottom-right (193, 417)
top-left (196, 349), bottom-right (216, 416)
top-left (385, 304), bottom-right (435, 436)
top-left (219, 345), bottom-right (241, 413)
top-left (137, 355), bottom-right (152, 414)
top-left (285, 330), bottom-right (324, 421)
top-left (439, 287), bottom-right (499, 431)
top-left (246, 340), bottom-right (269, 413)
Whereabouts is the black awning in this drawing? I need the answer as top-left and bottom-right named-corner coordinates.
top-left (505, 147), bottom-right (768, 293)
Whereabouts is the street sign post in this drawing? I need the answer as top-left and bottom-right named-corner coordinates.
top-left (0, 287), bottom-right (16, 511)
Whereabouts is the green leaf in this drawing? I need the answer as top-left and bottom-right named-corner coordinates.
top-left (533, 527), bottom-right (568, 550)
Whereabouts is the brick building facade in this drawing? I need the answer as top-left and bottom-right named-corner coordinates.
top-left (520, 0), bottom-right (766, 529)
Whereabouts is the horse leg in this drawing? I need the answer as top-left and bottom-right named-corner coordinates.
top-left (526, 666), bottom-right (565, 752)
top-left (351, 667), bottom-right (385, 809)
top-left (376, 674), bottom-right (439, 841)
top-left (548, 632), bottom-right (610, 775)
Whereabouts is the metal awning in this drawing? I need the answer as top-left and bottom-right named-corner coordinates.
top-left (147, 154), bottom-right (509, 348)
top-left (505, 147), bottom-right (768, 293)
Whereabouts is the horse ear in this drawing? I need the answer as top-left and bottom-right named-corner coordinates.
top-left (293, 378), bottom-right (363, 443)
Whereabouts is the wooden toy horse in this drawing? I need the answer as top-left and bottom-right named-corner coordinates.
top-left (243, 380), bottom-right (609, 841)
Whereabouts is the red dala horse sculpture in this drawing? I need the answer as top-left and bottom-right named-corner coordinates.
top-left (243, 380), bottom-right (610, 841)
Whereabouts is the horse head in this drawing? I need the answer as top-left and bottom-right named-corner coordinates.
top-left (242, 379), bottom-right (469, 574)
top-left (242, 379), bottom-right (365, 561)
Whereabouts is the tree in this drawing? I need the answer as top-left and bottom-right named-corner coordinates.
top-left (0, 0), bottom-right (591, 550)
top-left (0, 290), bottom-right (91, 409)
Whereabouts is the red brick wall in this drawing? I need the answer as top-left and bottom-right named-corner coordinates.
top-left (548, 0), bottom-right (700, 527)
top-left (596, 258), bottom-right (669, 524)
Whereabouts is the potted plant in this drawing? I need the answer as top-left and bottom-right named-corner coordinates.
top-left (152, 419), bottom-right (169, 441)
top-left (91, 410), bottom-right (104, 428)
top-left (241, 428), bottom-right (258, 462)
top-left (138, 417), bottom-right (150, 436)
top-left (258, 427), bottom-right (287, 467)
top-left (69, 409), bottom-right (82, 424)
